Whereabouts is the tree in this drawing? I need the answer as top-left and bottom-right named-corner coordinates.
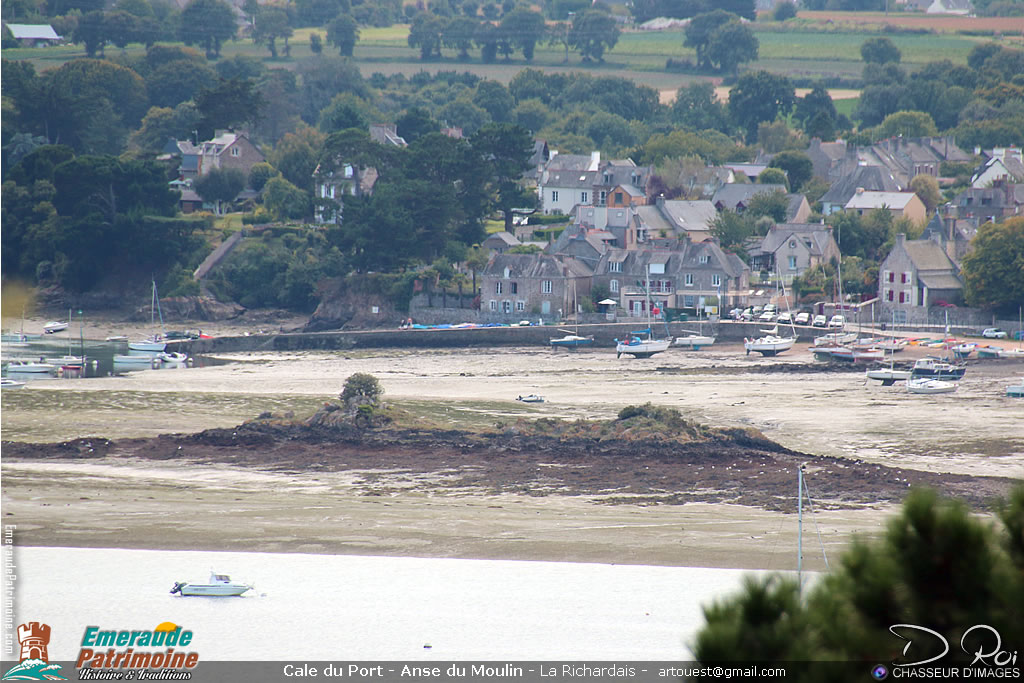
top-left (877, 110), bottom-right (938, 139)
top-left (769, 150), bottom-right (813, 192)
top-left (961, 217), bottom-right (1024, 311)
top-left (310, 32), bottom-right (322, 54)
top-left (252, 6), bottom-right (292, 58)
top-left (326, 13), bottom-right (359, 56)
top-left (499, 8), bottom-right (545, 60)
top-left (248, 162), bottom-right (279, 192)
top-left (194, 78), bottom-right (265, 140)
top-left (860, 36), bottom-right (901, 64)
top-left (794, 84), bottom-right (836, 129)
top-left (684, 10), bottom-right (736, 70)
top-left (341, 372), bottom-right (383, 405)
top-left (671, 81), bottom-right (730, 133)
top-left (180, 0), bottom-right (237, 58)
top-left (408, 12), bottom-right (446, 59)
top-left (471, 122), bottom-right (534, 232)
top-left (756, 167), bottom-right (789, 190)
top-left (773, 0), bottom-right (797, 20)
top-left (710, 209), bottom-right (754, 257)
top-left (74, 11), bottom-right (108, 57)
top-left (695, 486), bottom-right (1024, 673)
top-left (909, 174), bottom-right (941, 215)
top-left (728, 71), bottom-right (796, 143)
top-left (396, 107), bottom-right (438, 144)
top-left (706, 19), bottom-right (758, 75)
top-left (472, 80), bottom-right (514, 123)
top-left (568, 9), bottom-right (620, 62)
top-left (746, 189), bottom-right (790, 223)
top-left (193, 167), bottom-right (246, 214)
top-left (442, 15), bottom-right (477, 60)
top-left (263, 175), bottom-right (309, 220)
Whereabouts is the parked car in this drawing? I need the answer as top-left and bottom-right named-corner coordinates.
top-left (740, 308), bottom-right (755, 321)
top-left (982, 328), bottom-right (1008, 339)
top-left (828, 315), bottom-right (847, 328)
top-left (729, 308), bottom-right (744, 320)
top-left (794, 312), bottom-right (811, 325)
top-left (759, 311), bottom-right (776, 322)
top-left (812, 315), bottom-right (827, 327)
top-left (777, 312), bottom-right (793, 324)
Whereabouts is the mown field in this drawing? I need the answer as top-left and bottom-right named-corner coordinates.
top-left (2, 11), bottom-right (1016, 105)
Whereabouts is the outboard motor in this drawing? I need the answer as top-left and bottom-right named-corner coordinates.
top-left (170, 582), bottom-right (185, 595)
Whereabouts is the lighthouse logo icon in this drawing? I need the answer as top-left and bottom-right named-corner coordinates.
top-left (1, 622), bottom-right (65, 680)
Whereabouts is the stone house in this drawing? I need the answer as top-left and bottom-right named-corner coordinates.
top-left (951, 179), bottom-right (1024, 222)
top-left (538, 152), bottom-right (652, 215)
top-left (712, 184), bottom-right (811, 223)
top-left (745, 223), bottom-right (841, 279)
top-left (971, 148), bottom-right (1024, 189)
top-left (480, 253), bottom-right (592, 319)
top-left (844, 190), bottom-right (927, 225)
top-left (877, 233), bottom-right (963, 320)
top-left (178, 130), bottom-right (265, 181)
top-left (819, 164), bottom-right (903, 216)
top-left (481, 231), bottom-right (521, 254)
top-left (592, 241), bottom-right (749, 316)
top-left (313, 123), bottom-right (408, 224)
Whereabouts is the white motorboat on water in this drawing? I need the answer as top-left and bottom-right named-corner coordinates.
top-left (906, 377), bottom-right (959, 395)
top-left (170, 572), bottom-right (252, 597)
top-left (157, 351), bottom-right (189, 364)
top-left (516, 394), bottom-right (545, 403)
top-left (1, 378), bottom-right (27, 389)
top-left (129, 337), bottom-right (167, 352)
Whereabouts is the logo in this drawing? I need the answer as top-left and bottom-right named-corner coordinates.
top-left (76, 622), bottom-right (200, 678)
top-left (870, 664), bottom-right (888, 680)
top-left (1, 621), bottom-right (66, 681)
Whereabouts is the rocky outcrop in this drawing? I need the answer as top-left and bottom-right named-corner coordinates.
top-left (146, 296), bottom-right (246, 322)
top-left (306, 277), bottom-right (399, 331)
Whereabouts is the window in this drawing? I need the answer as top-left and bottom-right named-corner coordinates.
top-left (788, 256), bottom-right (797, 270)
top-left (903, 271), bottom-right (911, 284)
top-left (511, 282), bottom-right (518, 294)
top-left (609, 261), bottom-right (622, 273)
top-left (614, 192), bottom-right (624, 204)
top-left (516, 301), bottom-right (525, 312)
top-left (685, 273), bottom-right (694, 286)
top-left (502, 301), bottom-right (512, 313)
top-left (684, 295), bottom-right (695, 307)
top-left (898, 291), bottom-right (905, 303)
top-left (495, 282), bottom-right (503, 295)
top-left (885, 270), bottom-right (893, 283)
top-left (699, 254), bottom-right (710, 264)
top-left (551, 190), bottom-right (559, 202)
top-left (581, 191), bottom-right (588, 204)
top-left (789, 240), bottom-right (797, 249)
top-left (599, 190), bottom-right (607, 205)
top-left (230, 147), bottom-right (240, 157)
top-left (886, 289), bottom-right (893, 302)
top-left (905, 289), bottom-right (912, 305)
top-left (542, 280), bottom-right (552, 294)
top-left (610, 279), bottom-right (619, 293)
top-left (489, 300), bottom-right (497, 311)
top-left (711, 274), bottom-right (721, 287)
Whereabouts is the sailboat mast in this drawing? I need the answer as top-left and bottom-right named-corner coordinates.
top-left (797, 463), bottom-right (805, 594)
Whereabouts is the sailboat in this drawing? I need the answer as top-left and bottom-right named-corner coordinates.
top-left (550, 280), bottom-right (594, 349)
top-left (867, 312), bottom-right (911, 385)
top-left (53, 309), bottom-right (86, 369)
top-left (672, 307), bottom-right (715, 349)
top-left (745, 266), bottom-right (797, 356)
top-left (129, 280), bottom-right (167, 352)
top-left (615, 263), bottom-right (671, 358)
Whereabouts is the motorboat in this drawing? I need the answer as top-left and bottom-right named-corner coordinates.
top-left (852, 347), bottom-right (885, 363)
top-left (170, 572), bottom-right (252, 597)
top-left (813, 331), bottom-right (857, 347)
top-left (911, 356), bottom-right (966, 380)
top-left (906, 377), bottom-right (959, 395)
top-left (4, 359), bottom-right (56, 373)
top-left (1, 378), bottom-right (27, 389)
top-left (1007, 379), bottom-right (1024, 398)
top-left (951, 342), bottom-right (976, 359)
top-left (129, 337), bottom-right (167, 352)
top-left (549, 334), bottom-right (594, 349)
top-left (43, 321), bottom-right (68, 334)
top-left (516, 394), bottom-right (545, 403)
top-left (745, 334), bottom-right (796, 357)
top-left (157, 351), bottom-right (189, 364)
top-left (866, 368), bottom-right (911, 385)
top-left (105, 335), bottom-right (129, 342)
top-left (114, 354), bottom-right (161, 370)
top-left (673, 333), bottom-right (715, 350)
top-left (875, 338), bottom-right (907, 352)
top-left (977, 345), bottom-right (1004, 359)
top-left (811, 344), bottom-right (854, 362)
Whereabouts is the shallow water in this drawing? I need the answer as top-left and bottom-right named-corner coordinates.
top-left (6, 546), bottom-right (764, 661)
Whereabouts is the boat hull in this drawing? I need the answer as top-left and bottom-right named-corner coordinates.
top-left (866, 368), bottom-right (911, 385)
top-left (129, 340), bottom-right (166, 352)
top-left (174, 584), bottom-right (251, 597)
top-left (550, 335), bottom-right (594, 348)
top-left (673, 335), bottom-right (715, 349)
top-left (745, 336), bottom-right (795, 357)
top-left (616, 339), bottom-right (671, 358)
top-left (906, 378), bottom-right (958, 394)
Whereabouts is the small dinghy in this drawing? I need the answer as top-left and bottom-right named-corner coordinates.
top-left (516, 394), bottom-right (545, 403)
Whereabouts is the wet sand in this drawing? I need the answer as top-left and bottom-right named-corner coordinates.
top-left (3, 335), bottom-right (1022, 571)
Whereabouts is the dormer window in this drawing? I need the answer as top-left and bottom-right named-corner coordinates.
top-left (699, 254), bottom-right (710, 264)
top-left (603, 173), bottom-right (611, 184)
top-left (230, 146), bottom-right (240, 157)
top-left (504, 267), bottom-right (511, 279)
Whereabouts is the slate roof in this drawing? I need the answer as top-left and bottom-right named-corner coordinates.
top-left (711, 184), bottom-right (787, 210)
top-left (820, 164), bottom-right (902, 206)
top-left (546, 169), bottom-right (597, 189)
top-left (918, 273), bottom-right (963, 289)
top-left (759, 223), bottom-right (834, 256)
top-left (903, 240), bottom-right (959, 272)
top-left (658, 200), bottom-right (717, 232)
top-left (484, 253), bottom-right (592, 279)
top-left (545, 154), bottom-right (595, 172)
top-left (845, 191), bottom-right (918, 211)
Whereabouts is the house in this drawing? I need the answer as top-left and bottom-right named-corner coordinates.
top-left (878, 233), bottom-right (963, 319)
top-left (926, 0), bottom-right (973, 14)
top-left (481, 231), bottom-right (521, 254)
top-left (971, 148), bottom-right (1024, 188)
top-left (724, 163), bottom-right (769, 183)
top-left (175, 130), bottom-right (265, 182)
top-left (745, 223), bottom-right (841, 279)
top-left (712, 184), bottom-right (811, 223)
top-left (565, 198), bottom-right (718, 250)
top-left (479, 253), bottom-right (592, 319)
top-left (368, 123), bottom-right (407, 147)
top-left (538, 152), bottom-right (652, 214)
top-left (672, 164), bottom-right (734, 199)
top-left (844, 190), bottom-right (927, 225)
top-left (951, 179), bottom-right (1024, 222)
top-left (922, 211), bottom-right (978, 265)
top-left (523, 139), bottom-right (550, 185)
top-left (592, 241), bottom-right (750, 316)
top-left (5, 24), bottom-right (61, 47)
top-left (806, 138), bottom-right (848, 182)
top-left (819, 164), bottom-right (903, 216)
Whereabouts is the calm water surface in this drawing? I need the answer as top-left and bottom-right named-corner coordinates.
top-left (7, 547), bottom-right (763, 661)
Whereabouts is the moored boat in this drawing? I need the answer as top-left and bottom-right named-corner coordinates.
top-left (43, 321), bottom-right (68, 334)
top-left (549, 334), bottom-right (594, 349)
top-left (673, 333), bottom-right (716, 349)
top-left (1, 378), bottom-right (27, 389)
top-left (866, 367), bottom-right (911, 385)
top-left (616, 332), bottom-right (671, 358)
top-left (911, 356), bottom-right (966, 380)
top-left (4, 358), bottom-right (56, 373)
top-left (745, 334), bottom-right (795, 357)
top-left (170, 572), bottom-right (252, 597)
top-left (1007, 379), bottom-right (1024, 397)
top-left (906, 377), bottom-right (959, 395)
top-left (516, 394), bottom-right (545, 403)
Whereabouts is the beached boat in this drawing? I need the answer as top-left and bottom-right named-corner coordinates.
top-left (977, 345), bottom-right (1004, 359)
top-left (1, 378), bottom-right (27, 389)
top-left (516, 394), bottom-right (545, 403)
top-left (550, 334), bottom-right (594, 349)
top-left (673, 333), bottom-right (716, 349)
top-left (745, 334), bottom-right (796, 357)
top-left (130, 280), bottom-right (168, 352)
top-left (617, 330), bottom-right (671, 358)
top-left (1007, 379), bottom-right (1024, 398)
top-left (951, 342), bottom-right (976, 359)
top-left (906, 377), bottom-right (959, 395)
top-left (812, 344), bottom-right (854, 362)
top-left (4, 359), bottom-right (56, 373)
top-left (852, 347), bottom-right (885, 363)
top-left (911, 356), bottom-right (966, 380)
top-left (43, 320), bottom-right (68, 334)
top-left (170, 572), bottom-right (252, 597)
top-left (813, 331), bottom-right (857, 347)
top-left (866, 367), bottom-right (911, 385)
top-left (875, 337), bottom-right (908, 352)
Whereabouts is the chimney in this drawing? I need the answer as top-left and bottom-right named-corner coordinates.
top-left (589, 151), bottom-right (600, 171)
top-left (896, 233), bottom-right (906, 246)
top-left (855, 187), bottom-right (865, 195)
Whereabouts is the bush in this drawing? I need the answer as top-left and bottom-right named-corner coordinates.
top-left (341, 373), bottom-right (383, 405)
top-left (773, 1), bottom-right (797, 21)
